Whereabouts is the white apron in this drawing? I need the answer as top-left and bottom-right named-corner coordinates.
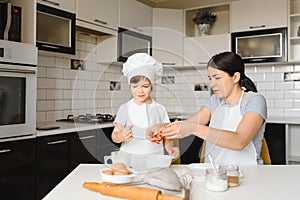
top-left (205, 91), bottom-right (257, 165)
top-left (120, 100), bottom-right (164, 155)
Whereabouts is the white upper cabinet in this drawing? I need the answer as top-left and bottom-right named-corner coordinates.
top-left (119, 0), bottom-right (152, 35)
top-left (231, 0), bottom-right (288, 32)
top-left (152, 8), bottom-right (184, 67)
top-left (37, 0), bottom-right (75, 13)
top-left (184, 34), bottom-right (230, 66)
top-left (76, 0), bottom-right (119, 31)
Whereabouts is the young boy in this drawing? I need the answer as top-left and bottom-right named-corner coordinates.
top-left (112, 53), bottom-right (179, 159)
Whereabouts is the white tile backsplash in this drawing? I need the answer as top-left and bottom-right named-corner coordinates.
top-left (36, 33), bottom-right (300, 122)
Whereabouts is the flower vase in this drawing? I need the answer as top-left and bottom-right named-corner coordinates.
top-left (199, 24), bottom-right (211, 36)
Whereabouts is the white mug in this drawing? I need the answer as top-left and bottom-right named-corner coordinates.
top-left (104, 150), bottom-right (132, 168)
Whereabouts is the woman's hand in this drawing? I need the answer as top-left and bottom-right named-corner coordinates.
top-left (161, 121), bottom-right (197, 139)
top-left (146, 123), bottom-right (164, 141)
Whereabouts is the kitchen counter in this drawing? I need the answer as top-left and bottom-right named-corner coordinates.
top-left (36, 121), bottom-right (115, 137)
top-left (43, 164), bottom-right (300, 200)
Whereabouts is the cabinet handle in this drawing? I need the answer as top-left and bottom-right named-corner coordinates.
top-left (41, 44), bottom-right (59, 49)
top-left (0, 149), bottom-right (11, 154)
top-left (162, 63), bottom-right (176, 66)
top-left (42, 0), bottom-right (60, 6)
top-left (47, 140), bottom-right (67, 145)
top-left (0, 68), bottom-right (36, 74)
top-left (249, 25), bottom-right (266, 29)
top-left (94, 19), bottom-right (108, 25)
top-left (79, 135), bottom-right (95, 140)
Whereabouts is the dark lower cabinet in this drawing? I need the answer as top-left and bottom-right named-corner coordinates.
top-left (36, 134), bottom-right (70, 200)
top-left (97, 127), bottom-right (120, 163)
top-left (179, 135), bottom-right (203, 164)
top-left (70, 130), bottom-right (98, 170)
top-left (264, 123), bottom-right (286, 164)
top-left (0, 138), bottom-right (36, 200)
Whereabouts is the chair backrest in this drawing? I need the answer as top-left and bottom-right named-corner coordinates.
top-left (200, 137), bottom-right (272, 165)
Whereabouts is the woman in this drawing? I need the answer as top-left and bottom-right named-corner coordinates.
top-left (112, 53), bottom-right (179, 159)
top-left (148, 52), bottom-right (267, 165)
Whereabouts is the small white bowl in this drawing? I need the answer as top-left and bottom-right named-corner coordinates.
top-left (100, 168), bottom-right (136, 184)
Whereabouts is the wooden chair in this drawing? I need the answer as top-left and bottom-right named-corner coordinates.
top-left (199, 137), bottom-right (271, 165)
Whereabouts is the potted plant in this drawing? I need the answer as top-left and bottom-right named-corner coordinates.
top-left (192, 10), bottom-right (217, 36)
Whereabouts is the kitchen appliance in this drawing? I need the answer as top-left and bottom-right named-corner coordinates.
top-left (36, 3), bottom-right (75, 54)
top-left (231, 27), bottom-right (287, 63)
top-left (56, 114), bottom-right (115, 124)
top-left (0, 40), bottom-right (37, 138)
top-left (118, 27), bottom-right (152, 62)
top-left (0, 2), bottom-right (22, 42)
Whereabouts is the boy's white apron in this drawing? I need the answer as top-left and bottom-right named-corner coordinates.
top-left (120, 100), bottom-right (164, 155)
top-left (205, 91), bottom-right (257, 165)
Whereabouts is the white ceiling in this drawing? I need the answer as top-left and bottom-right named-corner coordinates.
top-left (136, 0), bottom-right (236, 9)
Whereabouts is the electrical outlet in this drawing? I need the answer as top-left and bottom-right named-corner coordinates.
top-left (194, 83), bottom-right (208, 91)
top-left (284, 72), bottom-right (300, 81)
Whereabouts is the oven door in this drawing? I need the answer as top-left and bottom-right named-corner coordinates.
top-left (0, 66), bottom-right (36, 138)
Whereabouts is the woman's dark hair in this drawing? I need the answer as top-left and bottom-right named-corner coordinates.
top-left (207, 51), bottom-right (257, 92)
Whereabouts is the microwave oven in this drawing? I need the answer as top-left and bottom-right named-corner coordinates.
top-left (0, 2), bottom-right (22, 42)
top-left (36, 3), bottom-right (75, 55)
top-left (231, 27), bottom-right (287, 63)
top-left (117, 27), bottom-right (152, 62)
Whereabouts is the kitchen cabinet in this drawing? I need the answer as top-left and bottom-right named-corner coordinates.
top-left (37, 0), bottom-right (76, 13)
top-left (9, 0), bottom-right (36, 44)
top-left (264, 123), bottom-right (286, 164)
top-left (184, 34), bottom-right (230, 66)
top-left (287, 124), bottom-right (300, 164)
top-left (76, 0), bottom-right (119, 32)
top-left (36, 134), bottom-right (70, 200)
top-left (231, 0), bottom-right (288, 32)
top-left (152, 8), bottom-right (184, 67)
top-left (97, 127), bottom-right (121, 163)
top-left (0, 138), bottom-right (36, 200)
top-left (179, 136), bottom-right (203, 164)
top-left (289, 0), bottom-right (300, 61)
top-left (119, 0), bottom-right (152, 36)
top-left (70, 130), bottom-right (98, 170)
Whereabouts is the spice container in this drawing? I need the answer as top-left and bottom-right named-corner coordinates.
top-left (221, 165), bottom-right (240, 187)
top-left (205, 168), bottom-right (228, 192)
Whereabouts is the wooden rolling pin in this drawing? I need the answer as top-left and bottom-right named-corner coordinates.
top-left (83, 182), bottom-right (184, 200)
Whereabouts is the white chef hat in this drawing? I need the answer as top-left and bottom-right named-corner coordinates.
top-left (122, 53), bottom-right (162, 84)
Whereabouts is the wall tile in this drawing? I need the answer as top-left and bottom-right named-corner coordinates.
top-left (55, 100), bottom-right (71, 110)
top-left (275, 100), bottom-right (293, 108)
top-left (47, 89), bottom-right (63, 100)
top-left (47, 68), bottom-right (64, 79)
top-left (274, 82), bottom-right (293, 90)
top-left (37, 78), bottom-right (55, 89)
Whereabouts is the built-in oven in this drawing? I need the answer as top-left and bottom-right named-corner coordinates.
top-left (0, 40), bottom-right (37, 138)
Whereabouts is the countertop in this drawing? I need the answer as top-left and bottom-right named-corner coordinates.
top-left (43, 164), bottom-right (300, 200)
top-left (36, 121), bottom-right (115, 137)
top-left (2, 115), bottom-right (299, 142)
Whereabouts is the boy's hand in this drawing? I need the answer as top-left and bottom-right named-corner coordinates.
top-left (117, 124), bottom-right (134, 142)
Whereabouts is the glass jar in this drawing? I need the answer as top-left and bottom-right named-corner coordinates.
top-left (205, 168), bottom-right (228, 192)
top-left (221, 165), bottom-right (240, 187)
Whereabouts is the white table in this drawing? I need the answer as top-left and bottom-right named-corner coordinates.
top-left (43, 164), bottom-right (300, 200)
